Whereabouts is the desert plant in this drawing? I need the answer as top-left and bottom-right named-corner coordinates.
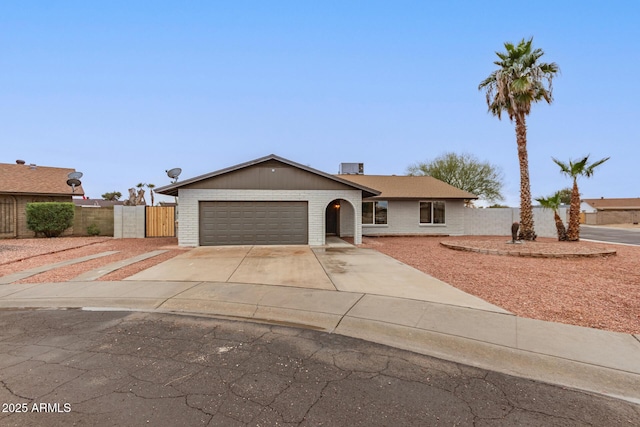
top-left (146, 183), bottom-right (156, 206)
top-left (536, 191), bottom-right (567, 241)
top-left (479, 38), bottom-right (559, 240)
top-left (86, 223), bottom-right (101, 236)
top-left (26, 202), bottom-right (75, 237)
top-left (552, 155), bottom-right (610, 241)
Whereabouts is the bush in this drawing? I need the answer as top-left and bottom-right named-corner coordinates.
top-left (86, 223), bottom-right (101, 236)
top-left (26, 202), bottom-right (75, 238)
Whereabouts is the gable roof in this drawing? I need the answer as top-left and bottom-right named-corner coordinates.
top-left (0, 163), bottom-right (85, 196)
top-left (154, 154), bottom-right (381, 198)
top-left (337, 174), bottom-right (477, 200)
top-left (582, 198), bottom-right (640, 210)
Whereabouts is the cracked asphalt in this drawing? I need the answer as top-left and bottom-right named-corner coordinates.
top-left (0, 310), bottom-right (638, 426)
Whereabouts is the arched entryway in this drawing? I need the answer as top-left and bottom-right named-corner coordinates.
top-left (325, 199), bottom-right (341, 235)
top-left (324, 198), bottom-right (356, 242)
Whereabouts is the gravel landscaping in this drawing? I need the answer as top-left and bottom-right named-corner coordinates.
top-left (360, 236), bottom-right (639, 334)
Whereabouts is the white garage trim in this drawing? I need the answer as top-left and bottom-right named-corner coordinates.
top-left (178, 189), bottom-right (363, 247)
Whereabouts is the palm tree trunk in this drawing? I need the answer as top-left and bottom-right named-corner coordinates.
top-left (515, 115), bottom-right (536, 240)
top-left (553, 210), bottom-right (567, 241)
top-left (566, 180), bottom-right (581, 241)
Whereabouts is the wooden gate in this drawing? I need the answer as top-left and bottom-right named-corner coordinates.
top-left (0, 196), bottom-right (17, 238)
top-left (146, 206), bottom-right (175, 237)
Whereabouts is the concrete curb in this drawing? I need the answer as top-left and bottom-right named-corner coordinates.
top-left (0, 280), bottom-right (638, 404)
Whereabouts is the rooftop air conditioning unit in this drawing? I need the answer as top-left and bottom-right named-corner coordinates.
top-left (339, 163), bottom-right (364, 174)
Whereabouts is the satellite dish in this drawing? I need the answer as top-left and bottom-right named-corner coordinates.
top-left (166, 168), bottom-right (182, 182)
top-left (66, 178), bottom-right (82, 193)
top-left (68, 171), bottom-right (83, 180)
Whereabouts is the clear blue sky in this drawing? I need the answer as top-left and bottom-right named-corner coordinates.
top-left (3, 1), bottom-right (638, 206)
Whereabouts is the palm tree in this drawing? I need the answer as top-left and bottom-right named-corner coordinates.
top-left (552, 155), bottom-right (610, 241)
top-left (479, 38), bottom-right (559, 240)
top-left (535, 191), bottom-right (567, 241)
top-left (146, 183), bottom-right (156, 206)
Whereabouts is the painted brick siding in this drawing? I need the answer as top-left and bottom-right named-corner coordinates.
top-left (361, 200), bottom-right (466, 236)
top-left (339, 202), bottom-right (356, 237)
top-left (177, 189), bottom-right (362, 246)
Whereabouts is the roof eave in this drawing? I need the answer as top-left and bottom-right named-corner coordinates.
top-left (154, 154), bottom-right (381, 197)
top-left (0, 191), bottom-right (80, 197)
top-left (364, 196), bottom-right (478, 200)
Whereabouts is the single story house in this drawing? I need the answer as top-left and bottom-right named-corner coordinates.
top-left (581, 197), bottom-right (640, 225)
top-left (337, 173), bottom-right (476, 237)
top-left (154, 154), bottom-right (477, 247)
top-left (0, 161), bottom-right (85, 238)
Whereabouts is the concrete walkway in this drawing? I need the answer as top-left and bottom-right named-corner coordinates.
top-left (0, 242), bottom-right (639, 404)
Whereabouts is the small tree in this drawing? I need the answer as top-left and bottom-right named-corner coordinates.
top-left (557, 187), bottom-right (572, 205)
top-left (102, 191), bottom-right (122, 201)
top-left (552, 155), bottom-right (610, 241)
top-left (407, 152), bottom-right (504, 204)
top-left (26, 202), bottom-right (75, 237)
top-left (535, 191), bottom-right (567, 241)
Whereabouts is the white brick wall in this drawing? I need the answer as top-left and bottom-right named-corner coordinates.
top-left (361, 200), bottom-right (466, 236)
top-left (464, 207), bottom-right (568, 238)
top-left (177, 189), bottom-right (363, 246)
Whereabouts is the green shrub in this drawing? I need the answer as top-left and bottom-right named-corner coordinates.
top-left (26, 202), bottom-right (75, 238)
top-left (86, 223), bottom-right (101, 236)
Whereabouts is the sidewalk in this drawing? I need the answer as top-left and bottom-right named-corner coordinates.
top-left (1, 243), bottom-right (639, 404)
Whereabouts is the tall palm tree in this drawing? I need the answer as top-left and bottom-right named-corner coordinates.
top-left (146, 183), bottom-right (156, 206)
top-left (552, 155), bottom-right (610, 241)
top-left (479, 38), bottom-right (559, 240)
top-left (535, 191), bottom-right (567, 241)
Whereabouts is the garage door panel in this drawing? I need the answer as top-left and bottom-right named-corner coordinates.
top-left (199, 201), bottom-right (308, 245)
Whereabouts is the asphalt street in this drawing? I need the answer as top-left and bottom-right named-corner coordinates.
top-left (1, 309), bottom-right (638, 426)
top-left (580, 225), bottom-right (640, 245)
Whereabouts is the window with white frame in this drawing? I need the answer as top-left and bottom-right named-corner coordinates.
top-left (362, 201), bottom-right (388, 225)
top-left (420, 201), bottom-right (445, 224)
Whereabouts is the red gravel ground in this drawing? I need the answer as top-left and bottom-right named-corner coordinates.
top-left (360, 236), bottom-right (640, 334)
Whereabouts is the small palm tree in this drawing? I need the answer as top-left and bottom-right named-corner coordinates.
top-left (552, 155), bottom-right (610, 241)
top-left (146, 183), bottom-right (156, 206)
top-left (479, 38), bottom-right (559, 241)
top-left (535, 191), bottom-right (567, 241)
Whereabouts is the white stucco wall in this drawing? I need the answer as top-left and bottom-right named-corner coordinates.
top-left (113, 205), bottom-right (145, 238)
top-left (177, 189), bottom-right (363, 246)
top-left (361, 200), bottom-right (466, 236)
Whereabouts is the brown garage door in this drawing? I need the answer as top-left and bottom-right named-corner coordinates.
top-left (199, 201), bottom-right (308, 245)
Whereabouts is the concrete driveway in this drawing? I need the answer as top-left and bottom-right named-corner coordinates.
top-left (126, 243), bottom-right (505, 313)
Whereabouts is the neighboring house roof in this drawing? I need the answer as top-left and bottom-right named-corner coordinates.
top-left (0, 162), bottom-right (85, 196)
top-left (582, 198), bottom-right (640, 211)
top-left (154, 154), bottom-right (381, 198)
top-left (336, 174), bottom-right (478, 200)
